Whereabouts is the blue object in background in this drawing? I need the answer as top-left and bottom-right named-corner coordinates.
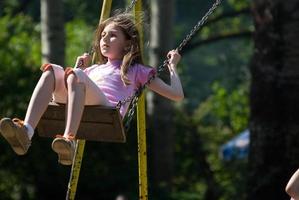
top-left (220, 129), bottom-right (249, 161)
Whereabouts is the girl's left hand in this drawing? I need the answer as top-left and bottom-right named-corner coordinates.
top-left (167, 49), bottom-right (181, 66)
top-left (75, 53), bottom-right (91, 69)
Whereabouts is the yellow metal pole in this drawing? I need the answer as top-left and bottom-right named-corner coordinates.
top-left (66, 140), bottom-right (86, 200)
top-left (100, 0), bottom-right (113, 22)
top-left (66, 1), bottom-right (113, 200)
top-left (134, 1), bottom-right (149, 200)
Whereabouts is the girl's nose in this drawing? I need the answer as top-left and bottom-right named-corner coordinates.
top-left (102, 35), bottom-right (109, 43)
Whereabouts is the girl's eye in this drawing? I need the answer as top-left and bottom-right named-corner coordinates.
top-left (111, 33), bottom-right (116, 37)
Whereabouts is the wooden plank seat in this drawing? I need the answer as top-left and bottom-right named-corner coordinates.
top-left (36, 102), bottom-right (126, 143)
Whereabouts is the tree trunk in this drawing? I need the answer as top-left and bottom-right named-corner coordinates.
top-left (148, 0), bottom-right (175, 195)
top-left (41, 0), bottom-right (65, 65)
top-left (249, 0), bottom-right (299, 199)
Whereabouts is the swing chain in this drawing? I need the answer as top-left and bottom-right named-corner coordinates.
top-left (117, 58), bottom-right (169, 111)
top-left (177, 0), bottom-right (222, 52)
top-left (122, 60), bottom-right (169, 130)
top-left (121, 0), bottom-right (222, 129)
top-left (126, 0), bottom-right (138, 12)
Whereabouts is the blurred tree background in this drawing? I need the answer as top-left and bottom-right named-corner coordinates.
top-left (0, 0), bottom-right (293, 200)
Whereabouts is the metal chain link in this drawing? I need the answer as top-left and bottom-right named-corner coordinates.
top-left (122, 0), bottom-right (222, 130)
top-left (126, 0), bottom-right (138, 12)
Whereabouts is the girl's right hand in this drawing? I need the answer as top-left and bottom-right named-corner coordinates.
top-left (167, 49), bottom-right (181, 73)
top-left (75, 53), bottom-right (91, 69)
top-left (167, 49), bottom-right (181, 66)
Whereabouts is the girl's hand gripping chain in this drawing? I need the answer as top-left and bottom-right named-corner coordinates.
top-left (167, 49), bottom-right (181, 74)
top-left (74, 53), bottom-right (91, 69)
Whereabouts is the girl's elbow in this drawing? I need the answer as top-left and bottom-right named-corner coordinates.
top-left (178, 93), bottom-right (185, 101)
top-left (173, 93), bottom-right (184, 102)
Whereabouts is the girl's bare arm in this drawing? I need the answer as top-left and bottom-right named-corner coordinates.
top-left (147, 50), bottom-right (184, 101)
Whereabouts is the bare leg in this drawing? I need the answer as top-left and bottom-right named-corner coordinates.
top-left (24, 70), bottom-right (55, 129)
top-left (0, 69), bottom-right (54, 155)
top-left (51, 73), bottom-right (84, 165)
top-left (51, 69), bottom-right (110, 165)
top-left (63, 73), bottom-right (85, 137)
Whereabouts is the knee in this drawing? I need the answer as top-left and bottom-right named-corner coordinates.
top-left (41, 70), bottom-right (54, 79)
top-left (41, 67), bottom-right (54, 83)
top-left (65, 70), bottom-right (86, 91)
top-left (66, 73), bottom-right (77, 86)
top-left (40, 63), bottom-right (60, 82)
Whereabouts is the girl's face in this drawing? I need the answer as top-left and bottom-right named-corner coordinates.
top-left (100, 23), bottom-right (129, 61)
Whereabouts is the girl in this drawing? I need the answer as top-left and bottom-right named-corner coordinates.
top-left (0, 13), bottom-right (184, 166)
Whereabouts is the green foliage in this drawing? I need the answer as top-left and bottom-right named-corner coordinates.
top-left (1, 0), bottom-right (19, 15)
top-left (228, 0), bottom-right (250, 10)
top-left (63, 0), bottom-right (126, 24)
top-left (0, 13), bottom-right (41, 199)
top-left (201, 82), bottom-right (249, 200)
top-left (0, 170), bottom-right (23, 200)
top-left (172, 80), bottom-right (249, 200)
top-left (0, 13), bottom-right (41, 118)
top-left (209, 82), bottom-right (249, 133)
top-left (171, 184), bottom-right (207, 200)
top-left (172, 1), bottom-right (251, 196)
top-left (65, 19), bottom-right (94, 66)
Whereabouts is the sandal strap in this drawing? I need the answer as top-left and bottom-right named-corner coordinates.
top-left (12, 118), bottom-right (24, 127)
top-left (67, 134), bottom-right (75, 140)
top-left (55, 134), bottom-right (64, 138)
top-left (55, 133), bottom-right (76, 140)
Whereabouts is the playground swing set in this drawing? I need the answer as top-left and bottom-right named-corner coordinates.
top-left (32, 0), bottom-right (222, 199)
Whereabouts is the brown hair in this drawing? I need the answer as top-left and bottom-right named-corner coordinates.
top-left (93, 13), bottom-right (143, 85)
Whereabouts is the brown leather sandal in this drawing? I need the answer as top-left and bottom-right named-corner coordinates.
top-left (0, 118), bottom-right (31, 155)
top-left (51, 134), bottom-right (76, 166)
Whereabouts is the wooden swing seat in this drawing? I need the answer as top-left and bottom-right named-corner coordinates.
top-left (36, 102), bottom-right (126, 143)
